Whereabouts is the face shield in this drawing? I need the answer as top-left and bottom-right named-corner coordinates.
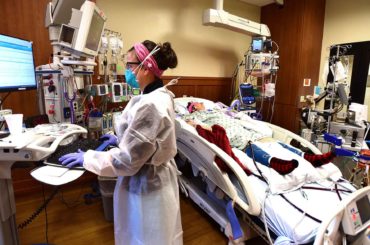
top-left (124, 44), bottom-right (161, 89)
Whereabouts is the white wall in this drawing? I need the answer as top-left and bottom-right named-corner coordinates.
top-left (318, 0), bottom-right (370, 120)
top-left (97, 0), bottom-right (260, 77)
top-left (319, 0), bottom-right (370, 87)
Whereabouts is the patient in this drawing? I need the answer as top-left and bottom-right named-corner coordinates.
top-left (184, 102), bottom-right (336, 176)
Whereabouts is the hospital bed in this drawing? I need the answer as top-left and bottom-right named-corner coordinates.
top-left (173, 97), bottom-right (370, 245)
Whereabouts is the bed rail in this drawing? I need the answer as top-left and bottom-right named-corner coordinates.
top-left (175, 119), bottom-right (261, 216)
top-left (264, 122), bottom-right (322, 154)
top-left (314, 186), bottom-right (370, 245)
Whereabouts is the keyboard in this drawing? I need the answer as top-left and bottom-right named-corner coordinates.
top-left (45, 138), bottom-right (109, 169)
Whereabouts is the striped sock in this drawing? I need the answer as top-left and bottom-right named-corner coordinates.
top-left (269, 158), bottom-right (299, 175)
top-left (303, 151), bottom-right (336, 167)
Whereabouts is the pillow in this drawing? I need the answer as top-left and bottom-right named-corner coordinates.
top-left (174, 103), bottom-right (189, 115)
top-left (174, 97), bottom-right (217, 113)
top-left (232, 141), bottom-right (323, 194)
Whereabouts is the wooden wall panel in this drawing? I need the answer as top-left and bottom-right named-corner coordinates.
top-left (299, 1), bottom-right (326, 101)
top-left (0, 0), bottom-right (52, 117)
top-left (261, 0), bottom-right (325, 132)
top-left (164, 76), bottom-right (232, 104)
top-left (262, 1), bottom-right (304, 106)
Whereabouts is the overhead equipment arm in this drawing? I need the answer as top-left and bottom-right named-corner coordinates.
top-left (203, 0), bottom-right (271, 37)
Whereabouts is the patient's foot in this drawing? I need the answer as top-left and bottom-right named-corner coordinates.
top-left (269, 158), bottom-right (299, 175)
top-left (303, 151), bottom-right (336, 167)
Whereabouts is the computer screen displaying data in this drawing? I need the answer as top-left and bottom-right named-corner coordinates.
top-left (0, 34), bottom-right (37, 92)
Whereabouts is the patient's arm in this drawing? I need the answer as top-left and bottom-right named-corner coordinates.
top-left (185, 119), bottom-right (212, 131)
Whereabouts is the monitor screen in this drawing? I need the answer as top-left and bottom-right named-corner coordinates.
top-left (51, 0), bottom-right (85, 25)
top-left (114, 84), bottom-right (122, 96)
top-left (0, 34), bottom-right (37, 92)
top-left (59, 1), bottom-right (106, 58)
top-left (357, 195), bottom-right (370, 224)
top-left (85, 10), bottom-right (105, 52)
top-left (252, 37), bottom-right (263, 53)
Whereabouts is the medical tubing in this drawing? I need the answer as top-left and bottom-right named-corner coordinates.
top-left (334, 178), bottom-right (356, 193)
top-left (247, 141), bottom-right (268, 183)
top-left (279, 194), bottom-right (322, 223)
top-left (248, 141), bottom-right (274, 244)
top-left (17, 186), bottom-right (60, 230)
top-left (334, 184), bottom-right (342, 201)
top-left (302, 186), bottom-right (351, 194)
top-left (364, 122), bottom-right (370, 140)
top-left (42, 184), bottom-right (50, 244)
top-left (247, 142), bottom-right (323, 224)
top-left (262, 192), bottom-right (274, 245)
top-left (230, 61), bottom-right (242, 101)
top-left (269, 73), bottom-right (278, 123)
top-left (271, 41), bottom-right (279, 53)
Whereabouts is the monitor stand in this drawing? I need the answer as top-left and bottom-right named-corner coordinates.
top-left (0, 123), bottom-right (87, 245)
top-left (0, 162), bottom-right (19, 245)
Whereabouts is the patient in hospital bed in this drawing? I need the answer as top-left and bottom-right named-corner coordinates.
top-left (182, 101), bottom-right (337, 178)
top-left (177, 100), bottom-right (356, 244)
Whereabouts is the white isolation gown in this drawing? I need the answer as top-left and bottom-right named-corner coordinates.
top-left (83, 86), bottom-right (183, 245)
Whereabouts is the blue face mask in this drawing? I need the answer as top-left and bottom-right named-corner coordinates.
top-left (125, 69), bottom-right (140, 89)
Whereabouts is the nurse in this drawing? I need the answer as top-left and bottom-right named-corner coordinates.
top-left (59, 40), bottom-right (183, 245)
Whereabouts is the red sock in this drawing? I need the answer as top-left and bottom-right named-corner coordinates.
top-left (303, 151), bottom-right (336, 167)
top-left (269, 157), bottom-right (299, 175)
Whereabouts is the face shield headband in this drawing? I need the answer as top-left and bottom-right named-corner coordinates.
top-left (133, 43), bottom-right (164, 78)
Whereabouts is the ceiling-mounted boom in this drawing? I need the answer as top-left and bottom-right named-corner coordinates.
top-left (203, 0), bottom-right (271, 37)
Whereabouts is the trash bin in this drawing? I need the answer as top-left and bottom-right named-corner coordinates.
top-left (98, 176), bottom-right (117, 222)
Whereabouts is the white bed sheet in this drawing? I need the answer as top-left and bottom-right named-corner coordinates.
top-left (231, 174), bottom-right (355, 244)
top-left (231, 145), bottom-right (354, 244)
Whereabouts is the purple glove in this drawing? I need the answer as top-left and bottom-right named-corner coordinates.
top-left (59, 149), bottom-right (85, 168)
top-left (100, 134), bottom-right (118, 146)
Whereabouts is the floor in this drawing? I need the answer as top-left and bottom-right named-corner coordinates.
top-left (16, 182), bottom-right (267, 245)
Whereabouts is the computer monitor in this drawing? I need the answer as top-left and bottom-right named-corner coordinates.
top-left (58, 1), bottom-right (106, 58)
top-left (0, 34), bottom-right (37, 92)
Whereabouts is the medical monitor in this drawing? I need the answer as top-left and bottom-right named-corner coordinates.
top-left (0, 34), bottom-right (37, 92)
top-left (48, 0), bottom-right (85, 26)
top-left (251, 37), bottom-right (264, 53)
top-left (342, 191), bottom-right (370, 236)
top-left (58, 1), bottom-right (106, 58)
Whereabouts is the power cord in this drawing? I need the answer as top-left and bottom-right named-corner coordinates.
top-left (58, 182), bottom-right (92, 208)
top-left (42, 184), bottom-right (50, 244)
top-left (17, 186), bottom-right (60, 230)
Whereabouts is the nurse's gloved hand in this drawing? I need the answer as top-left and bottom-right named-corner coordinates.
top-left (100, 133), bottom-right (118, 146)
top-left (59, 149), bottom-right (85, 168)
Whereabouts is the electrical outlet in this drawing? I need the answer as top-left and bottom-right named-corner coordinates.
top-left (300, 96), bottom-right (305, 103)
